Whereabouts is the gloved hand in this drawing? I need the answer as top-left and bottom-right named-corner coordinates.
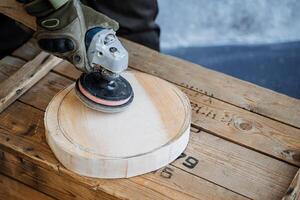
top-left (21, 0), bottom-right (119, 72)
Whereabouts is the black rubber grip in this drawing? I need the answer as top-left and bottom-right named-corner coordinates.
top-left (38, 38), bottom-right (75, 53)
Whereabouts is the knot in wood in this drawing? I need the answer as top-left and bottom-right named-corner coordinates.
top-left (282, 150), bottom-right (300, 162)
top-left (234, 117), bottom-right (254, 132)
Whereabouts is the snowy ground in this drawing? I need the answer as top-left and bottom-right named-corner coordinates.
top-left (157, 0), bottom-right (300, 98)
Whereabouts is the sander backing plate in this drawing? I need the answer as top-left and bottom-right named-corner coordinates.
top-left (44, 70), bottom-right (191, 178)
top-left (75, 72), bottom-right (134, 113)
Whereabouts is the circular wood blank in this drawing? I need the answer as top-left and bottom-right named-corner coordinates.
top-left (45, 70), bottom-right (191, 178)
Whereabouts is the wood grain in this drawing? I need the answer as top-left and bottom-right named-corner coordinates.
top-left (173, 129), bottom-right (297, 200)
top-left (0, 56), bottom-right (26, 78)
top-left (283, 169), bottom-right (300, 200)
top-left (0, 173), bottom-right (54, 200)
top-left (0, 0), bottom-right (36, 30)
top-left (121, 39), bottom-right (300, 128)
top-left (12, 38), bottom-right (41, 61)
top-left (0, 52), bottom-right (62, 113)
top-left (181, 86), bottom-right (300, 166)
top-left (51, 61), bottom-right (300, 166)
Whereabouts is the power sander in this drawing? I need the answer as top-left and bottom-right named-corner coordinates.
top-left (75, 27), bottom-right (134, 113)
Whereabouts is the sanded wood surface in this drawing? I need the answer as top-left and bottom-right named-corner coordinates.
top-left (0, 173), bottom-right (54, 200)
top-left (45, 71), bottom-right (191, 178)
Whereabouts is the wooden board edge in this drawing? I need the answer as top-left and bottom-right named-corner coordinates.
top-left (0, 0), bottom-right (37, 30)
top-left (0, 52), bottom-right (62, 113)
top-left (282, 169), bottom-right (300, 200)
top-left (0, 173), bottom-right (54, 200)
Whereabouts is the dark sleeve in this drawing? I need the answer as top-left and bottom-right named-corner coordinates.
top-left (0, 14), bottom-right (33, 59)
top-left (85, 0), bottom-right (160, 51)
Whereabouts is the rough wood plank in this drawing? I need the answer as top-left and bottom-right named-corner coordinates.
top-left (53, 60), bottom-right (79, 79)
top-left (0, 56), bottom-right (26, 82)
top-left (283, 169), bottom-right (300, 200)
top-left (0, 173), bottom-right (54, 200)
top-left (0, 0), bottom-right (36, 30)
top-left (12, 38), bottom-right (41, 61)
top-left (0, 56), bottom-right (26, 74)
top-left (52, 62), bottom-right (300, 166)
top-left (172, 129), bottom-right (297, 200)
top-left (0, 149), bottom-right (247, 200)
top-left (0, 52), bottom-right (62, 113)
top-left (1, 4), bottom-right (299, 128)
top-left (19, 72), bottom-right (73, 110)
top-left (0, 150), bottom-right (119, 200)
top-left (182, 86), bottom-right (300, 166)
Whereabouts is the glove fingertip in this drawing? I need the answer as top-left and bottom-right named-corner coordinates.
top-left (111, 21), bottom-right (119, 31)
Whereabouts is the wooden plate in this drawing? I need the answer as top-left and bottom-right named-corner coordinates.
top-left (45, 70), bottom-right (191, 178)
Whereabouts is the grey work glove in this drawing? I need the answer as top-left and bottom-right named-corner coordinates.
top-left (23, 0), bottom-right (119, 72)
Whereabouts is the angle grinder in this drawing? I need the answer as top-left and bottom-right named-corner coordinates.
top-left (75, 27), bottom-right (133, 113)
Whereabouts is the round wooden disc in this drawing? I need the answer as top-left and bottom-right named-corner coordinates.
top-left (45, 70), bottom-right (191, 178)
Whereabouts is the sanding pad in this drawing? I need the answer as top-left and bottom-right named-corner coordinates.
top-left (75, 72), bottom-right (134, 113)
top-left (44, 70), bottom-right (191, 178)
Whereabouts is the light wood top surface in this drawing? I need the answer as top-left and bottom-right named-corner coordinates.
top-left (44, 71), bottom-right (191, 178)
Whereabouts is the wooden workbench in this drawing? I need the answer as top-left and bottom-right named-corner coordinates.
top-left (0, 3), bottom-right (300, 197)
top-left (0, 36), bottom-right (299, 200)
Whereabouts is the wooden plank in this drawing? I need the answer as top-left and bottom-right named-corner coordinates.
top-left (52, 62), bottom-right (300, 166)
top-left (12, 38), bottom-right (41, 61)
top-left (0, 52), bottom-right (62, 113)
top-left (172, 129), bottom-right (297, 200)
top-left (1, 3), bottom-right (299, 128)
top-left (0, 173), bottom-right (54, 200)
top-left (0, 101), bottom-right (249, 200)
top-left (0, 149), bottom-right (248, 200)
top-left (0, 0), bottom-right (36, 30)
top-left (0, 150), bottom-right (119, 200)
top-left (2, 71), bottom-right (297, 199)
top-left (182, 86), bottom-right (300, 166)
top-left (52, 60), bottom-right (79, 79)
top-left (0, 56), bottom-right (26, 81)
top-left (0, 56), bottom-right (26, 75)
top-left (283, 169), bottom-right (300, 200)
top-left (19, 72), bottom-right (73, 110)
